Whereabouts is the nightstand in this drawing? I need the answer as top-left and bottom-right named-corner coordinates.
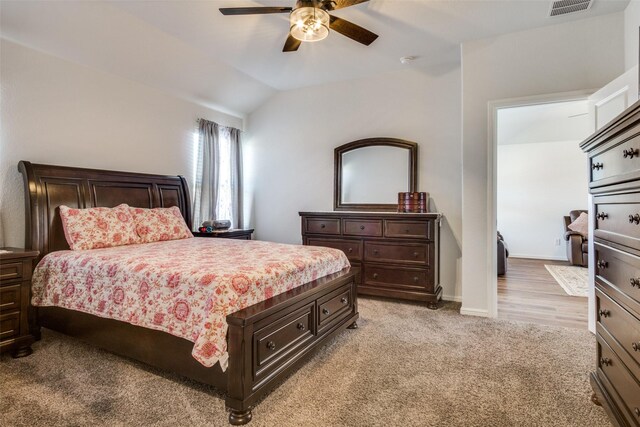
top-left (193, 228), bottom-right (254, 240)
top-left (0, 248), bottom-right (39, 357)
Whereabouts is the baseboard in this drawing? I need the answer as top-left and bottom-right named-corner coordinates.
top-left (509, 254), bottom-right (567, 261)
top-left (459, 307), bottom-right (490, 317)
top-left (442, 294), bottom-right (462, 302)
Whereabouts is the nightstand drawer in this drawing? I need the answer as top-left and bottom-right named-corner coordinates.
top-left (0, 262), bottom-right (23, 282)
top-left (0, 285), bottom-right (21, 312)
top-left (0, 311), bottom-right (19, 340)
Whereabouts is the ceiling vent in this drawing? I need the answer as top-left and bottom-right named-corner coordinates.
top-left (549, 0), bottom-right (593, 17)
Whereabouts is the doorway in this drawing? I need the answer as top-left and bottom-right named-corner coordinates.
top-left (493, 96), bottom-right (592, 328)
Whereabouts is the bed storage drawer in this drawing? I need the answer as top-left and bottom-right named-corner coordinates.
top-left (253, 302), bottom-right (315, 377)
top-left (303, 218), bottom-right (341, 235)
top-left (317, 285), bottom-right (353, 332)
top-left (364, 241), bottom-right (429, 266)
top-left (384, 220), bottom-right (432, 239)
top-left (597, 337), bottom-right (640, 426)
top-left (306, 238), bottom-right (362, 261)
top-left (363, 264), bottom-right (432, 292)
top-left (0, 262), bottom-right (22, 282)
top-left (0, 311), bottom-right (19, 340)
top-left (0, 285), bottom-right (21, 312)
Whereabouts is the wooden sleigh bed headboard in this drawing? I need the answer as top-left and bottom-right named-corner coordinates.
top-left (19, 161), bottom-right (192, 261)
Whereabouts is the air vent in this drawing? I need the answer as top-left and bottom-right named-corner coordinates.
top-left (549, 0), bottom-right (593, 17)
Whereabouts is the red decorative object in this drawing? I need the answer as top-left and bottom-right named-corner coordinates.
top-left (397, 192), bottom-right (428, 213)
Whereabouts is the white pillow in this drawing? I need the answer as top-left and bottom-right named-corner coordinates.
top-left (568, 212), bottom-right (589, 239)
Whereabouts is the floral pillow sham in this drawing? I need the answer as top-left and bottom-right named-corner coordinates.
top-left (60, 204), bottom-right (140, 250)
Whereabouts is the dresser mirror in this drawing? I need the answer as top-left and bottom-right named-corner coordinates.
top-left (334, 138), bottom-right (417, 211)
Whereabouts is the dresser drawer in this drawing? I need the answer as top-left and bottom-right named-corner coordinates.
top-left (317, 285), bottom-right (353, 330)
top-left (306, 238), bottom-right (362, 261)
top-left (0, 284), bottom-right (21, 312)
top-left (595, 193), bottom-right (640, 250)
top-left (304, 218), bottom-right (341, 235)
top-left (591, 132), bottom-right (640, 187)
top-left (0, 262), bottom-right (23, 282)
top-left (595, 243), bottom-right (640, 315)
top-left (598, 336), bottom-right (640, 426)
top-left (364, 241), bottom-right (429, 266)
top-left (253, 302), bottom-right (314, 377)
top-left (597, 289), bottom-right (640, 375)
top-left (384, 220), bottom-right (431, 239)
top-left (343, 219), bottom-right (382, 237)
top-left (0, 311), bottom-right (19, 340)
top-left (363, 264), bottom-right (432, 292)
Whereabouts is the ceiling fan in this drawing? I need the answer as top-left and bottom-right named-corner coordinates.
top-left (219, 0), bottom-right (378, 52)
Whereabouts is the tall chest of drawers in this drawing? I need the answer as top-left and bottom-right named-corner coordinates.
top-left (581, 100), bottom-right (640, 426)
top-left (299, 211), bottom-right (442, 308)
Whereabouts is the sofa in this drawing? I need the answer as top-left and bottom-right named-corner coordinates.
top-left (497, 231), bottom-right (509, 276)
top-left (564, 210), bottom-right (588, 267)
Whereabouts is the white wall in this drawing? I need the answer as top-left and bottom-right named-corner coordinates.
top-left (625, 0), bottom-right (640, 71)
top-left (246, 66), bottom-right (462, 301)
top-left (461, 12), bottom-right (625, 316)
top-left (497, 140), bottom-right (588, 260)
top-left (0, 39), bottom-right (243, 247)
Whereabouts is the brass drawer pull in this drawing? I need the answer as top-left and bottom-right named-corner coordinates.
top-left (360, 225), bottom-right (365, 230)
top-left (296, 323), bottom-right (305, 331)
top-left (405, 229), bottom-right (410, 233)
top-left (413, 252), bottom-right (419, 257)
top-left (322, 308), bottom-right (330, 315)
top-left (266, 341), bottom-right (276, 351)
top-left (596, 212), bottom-right (608, 220)
top-left (347, 248), bottom-right (353, 253)
top-left (600, 357), bottom-right (612, 366)
top-left (630, 214), bottom-right (640, 225)
top-left (413, 276), bottom-right (419, 282)
top-left (630, 278), bottom-right (640, 288)
top-left (632, 342), bottom-right (639, 352)
top-left (599, 309), bottom-right (611, 318)
top-left (372, 273), bottom-right (378, 279)
top-left (373, 249), bottom-right (379, 255)
top-left (623, 148), bottom-right (638, 159)
top-left (597, 260), bottom-right (608, 269)
top-left (340, 297), bottom-right (348, 304)
top-left (592, 162), bottom-right (603, 170)
top-left (320, 224), bottom-right (326, 229)
top-left (635, 408), bottom-right (640, 417)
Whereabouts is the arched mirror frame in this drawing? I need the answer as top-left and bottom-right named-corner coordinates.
top-left (334, 137), bottom-right (418, 211)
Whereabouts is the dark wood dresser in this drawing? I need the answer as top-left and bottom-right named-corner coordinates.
top-left (299, 211), bottom-right (441, 308)
top-left (0, 248), bottom-right (39, 357)
top-left (193, 228), bottom-right (254, 240)
top-left (581, 100), bottom-right (640, 426)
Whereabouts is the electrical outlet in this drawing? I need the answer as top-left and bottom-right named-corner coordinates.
top-left (555, 238), bottom-right (561, 246)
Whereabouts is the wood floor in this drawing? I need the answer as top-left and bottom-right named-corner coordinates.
top-left (498, 258), bottom-right (589, 329)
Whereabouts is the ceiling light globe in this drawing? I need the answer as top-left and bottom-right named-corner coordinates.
top-left (290, 6), bottom-right (329, 42)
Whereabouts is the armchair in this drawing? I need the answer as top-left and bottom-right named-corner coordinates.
top-left (564, 210), bottom-right (588, 267)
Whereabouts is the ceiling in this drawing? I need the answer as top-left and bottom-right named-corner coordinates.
top-left (0, 0), bottom-right (630, 116)
top-left (497, 100), bottom-right (591, 146)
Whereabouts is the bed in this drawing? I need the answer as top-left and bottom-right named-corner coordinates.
top-left (19, 161), bottom-right (359, 425)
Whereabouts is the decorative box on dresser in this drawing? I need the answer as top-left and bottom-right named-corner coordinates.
top-left (299, 212), bottom-right (442, 309)
top-left (0, 248), bottom-right (39, 357)
top-left (581, 100), bottom-right (640, 427)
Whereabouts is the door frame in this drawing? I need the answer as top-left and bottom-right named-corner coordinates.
top-left (486, 89), bottom-right (594, 319)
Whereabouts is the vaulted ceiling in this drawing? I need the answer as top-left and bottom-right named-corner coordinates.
top-left (1, 0), bottom-right (630, 116)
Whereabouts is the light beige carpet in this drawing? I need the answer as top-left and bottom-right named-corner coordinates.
top-left (545, 264), bottom-right (589, 297)
top-left (0, 299), bottom-right (609, 427)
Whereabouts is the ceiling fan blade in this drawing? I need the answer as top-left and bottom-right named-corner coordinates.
top-left (322, 0), bottom-right (369, 11)
top-left (219, 7), bottom-right (292, 15)
top-left (283, 34), bottom-right (302, 52)
top-left (329, 16), bottom-right (378, 46)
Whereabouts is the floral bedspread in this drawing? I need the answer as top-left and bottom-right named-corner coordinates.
top-left (31, 238), bottom-right (350, 370)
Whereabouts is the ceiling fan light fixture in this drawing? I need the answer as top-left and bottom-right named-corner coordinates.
top-left (290, 6), bottom-right (330, 42)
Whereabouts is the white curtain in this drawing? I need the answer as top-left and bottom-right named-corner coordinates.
top-left (193, 119), bottom-right (242, 229)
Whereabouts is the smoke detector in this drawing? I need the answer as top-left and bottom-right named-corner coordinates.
top-left (549, 0), bottom-right (593, 17)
